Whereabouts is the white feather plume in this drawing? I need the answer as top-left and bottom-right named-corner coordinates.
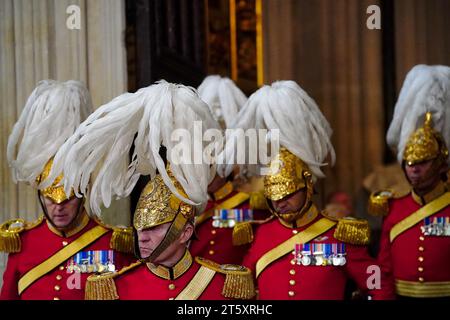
top-left (387, 64), bottom-right (450, 164)
top-left (7, 80), bottom-right (92, 186)
top-left (197, 75), bottom-right (247, 129)
top-left (44, 81), bottom-right (221, 216)
top-left (217, 80), bottom-right (335, 180)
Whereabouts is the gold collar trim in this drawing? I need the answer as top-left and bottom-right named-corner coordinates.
top-left (278, 203), bottom-right (319, 229)
top-left (146, 249), bottom-right (193, 280)
top-left (46, 211), bottom-right (90, 238)
top-left (212, 181), bottom-right (234, 201)
top-left (412, 181), bottom-right (448, 205)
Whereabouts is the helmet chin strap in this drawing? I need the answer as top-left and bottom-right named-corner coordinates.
top-left (134, 209), bottom-right (189, 264)
top-left (38, 190), bottom-right (85, 238)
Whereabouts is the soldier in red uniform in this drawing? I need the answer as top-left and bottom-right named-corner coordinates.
top-left (0, 80), bottom-right (134, 300)
top-left (370, 65), bottom-right (450, 299)
top-left (190, 75), bottom-right (270, 264)
top-left (226, 80), bottom-right (395, 299)
top-left (190, 172), bottom-right (270, 264)
top-left (86, 174), bottom-right (255, 300)
top-left (48, 81), bottom-right (255, 300)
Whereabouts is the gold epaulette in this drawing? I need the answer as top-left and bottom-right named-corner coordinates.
top-left (333, 217), bottom-right (371, 246)
top-left (249, 191), bottom-right (269, 210)
top-left (85, 261), bottom-right (142, 300)
top-left (368, 189), bottom-right (396, 217)
top-left (93, 218), bottom-right (134, 254)
top-left (110, 227), bottom-right (134, 254)
top-left (195, 257), bottom-right (255, 300)
top-left (232, 222), bottom-right (254, 246)
top-left (0, 215), bottom-right (44, 253)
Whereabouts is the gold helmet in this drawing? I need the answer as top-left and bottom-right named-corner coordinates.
top-left (264, 148), bottom-right (314, 224)
top-left (36, 158), bottom-right (75, 204)
top-left (403, 112), bottom-right (449, 166)
top-left (133, 174), bottom-right (195, 262)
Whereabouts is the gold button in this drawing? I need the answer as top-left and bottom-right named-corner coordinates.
top-left (418, 256), bottom-right (424, 262)
top-left (211, 230), bottom-right (217, 235)
top-left (288, 291), bottom-right (295, 297)
top-left (59, 266), bottom-right (65, 271)
top-left (418, 277), bottom-right (424, 282)
top-left (419, 246), bottom-right (424, 252)
top-left (168, 284), bottom-right (176, 290)
top-left (53, 297), bottom-right (60, 300)
top-left (56, 275), bottom-right (62, 281)
top-left (289, 280), bottom-right (296, 286)
top-left (62, 241), bottom-right (68, 246)
top-left (418, 267), bottom-right (424, 272)
top-left (54, 285), bottom-right (61, 291)
top-left (289, 269), bottom-right (296, 275)
top-left (209, 240), bottom-right (215, 245)
top-left (419, 236), bottom-right (425, 241)
top-left (291, 251), bottom-right (296, 256)
top-left (290, 259), bottom-right (296, 265)
top-left (209, 250), bottom-right (215, 255)
top-left (292, 230), bottom-right (298, 234)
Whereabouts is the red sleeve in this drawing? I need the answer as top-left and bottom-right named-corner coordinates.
top-left (344, 243), bottom-right (396, 300)
top-left (375, 215), bottom-right (396, 298)
top-left (0, 253), bottom-right (21, 300)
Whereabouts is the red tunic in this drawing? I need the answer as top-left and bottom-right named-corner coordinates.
top-left (0, 216), bottom-right (133, 300)
top-left (377, 183), bottom-right (450, 297)
top-left (243, 214), bottom-right (395, 300)
top-left (114, 256), bottom-right (227, 300)
top-left (190, 190), bottom-right (269, 265)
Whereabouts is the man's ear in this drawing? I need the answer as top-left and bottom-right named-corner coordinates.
top-left (179, 223), bottom-right (194, 245)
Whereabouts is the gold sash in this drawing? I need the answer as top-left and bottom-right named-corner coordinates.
top-left (18, 225), bottom-right (109, 295)
top-left (255, 218), bottom-right (336, 278)
top-left (175, 266), bottom-right (216, 300)
top-left (195, 192), bottom-right (250, 226)
top-left (390, 192), bottom-right (450, 243)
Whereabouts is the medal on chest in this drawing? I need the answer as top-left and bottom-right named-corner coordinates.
top-left (212, 209), bottom-right (253, 228)
top-left (67, 250), bottom-right (116, 274)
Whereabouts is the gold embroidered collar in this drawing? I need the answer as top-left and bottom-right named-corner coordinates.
top-left (47, 210), bottom-right (90, 238)
top-left (212, 181), bottom-right (234, 201)
top-left (412, 181), bottom-right (448, 205)
top-left (146, 249), bottom-right (193, 280)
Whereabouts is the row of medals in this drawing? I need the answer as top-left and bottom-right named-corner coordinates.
top-left (421, 223), bottom-right (450, 236)
top-left (67, 262), bottom-right (116, 274)
top-left (296, 253), bottom-right (347, 266)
